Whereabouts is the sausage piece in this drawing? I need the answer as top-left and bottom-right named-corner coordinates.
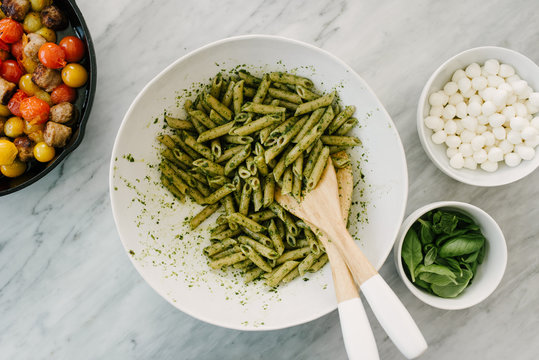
top-left (0, 77), bottom-right (17, 105)
top-left (41, 5), bottom-right (67, 30)
top-left (44, 121), bottom-right (72, 147)
top-left (23, 33), bottom-right (47, 63)
top-left (1, 0), bottom-right (30, 22)
top-left (13, 136), bottom-right (34, 162)
top-left (50, 102), bottom-right (75, 124)
top-left (32, 64), bottom-right (62, 92)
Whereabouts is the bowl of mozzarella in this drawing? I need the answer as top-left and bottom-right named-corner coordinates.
top-left (418, 46), bottom-right (539, 186)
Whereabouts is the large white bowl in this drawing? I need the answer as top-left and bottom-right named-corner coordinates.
top-left (417, 46), bottom-right (539, 186)
top-left (109, 35), bottom-right (408, 330)
top-left (394, 201), bottom-right (507, 310)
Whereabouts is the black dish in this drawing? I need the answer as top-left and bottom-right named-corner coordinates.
top-left (0, 0), bottom-right (96, 196)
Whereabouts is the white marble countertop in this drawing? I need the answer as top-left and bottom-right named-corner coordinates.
top-left (2, 0), bottom-right (539, 359)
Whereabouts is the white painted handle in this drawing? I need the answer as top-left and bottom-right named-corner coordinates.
top-left (338, 297), bottom-right (380, 360)
top-left (360, 274), bottom-right (428, 359)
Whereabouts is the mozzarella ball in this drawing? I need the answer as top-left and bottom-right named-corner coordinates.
top-left (455, 102), bottom-right (467, 119)
top-left (502, 105), bottom-right (516, 119)
top-left (459, 143), bottom-right (474, 157)
top-left (506, 74), bottom-right (521, 84)
top-left (465, 63), bottom-right (481, 78)
top-left (444, 119), bottom-right (458, 134)
top-left (452, 69), bottom-right (467, 82)
top-left (514, 103), bottom-right (529, 117)
top-left (430, 105), bottom-right (443, 117)
top-left (529, 92), bottom-right (539, 107)
top-left (488, 75), bottom-right (504, 88)
top-left (518, 86), bottom-right (532, 100)
top-left (476, 124), bottom-right (488, 134)
top-left (492, 89), bottom-right (508, 108)
top-left (504, 152), bottom-right (521, 167)
top-left (473, 149), bottom-right (488, 163)
top-left (457, 77), bottom-right (472, 93)
top-left (455, 119), bottom-right (464, 134)
top-left (425, 116), bottom-right (444, 131)
top-left (461, 88), bottom-right (476, 99)
top-left (471, 76), bottom-right (488, 91)
top-left (498, 140), bottom-right (514, 154)
top-left (469, 94), bottom-right (483, 104)
top-left (443, 82), bottom-right (459, 96)
top-left (446, 135), bottom-right (462, 148)
top-left (525, 135), bottom-right (539, 148)
top-left (481, 101), bottom-right (497, 116)
top-left (532, 116), bottom-right (539, 130)
top-left (429, 92), bottom-right (445, 107)
top-left (480, 87), bottom-right (497, 101)
top-left (507, 130), bottom-right (523, 144)
top-left (463, 156), bottom-right (477, 170)
top-left (461, 116), bottom-right (478, 131)
top-left (446, 147), bottom-right (459, 158)
top-left (521, 126), bottom-right (538, 141)
top-left (449, 93), bottom-right (464, 106)
top-left (512, 80), bottom-right (529, 96)
top-left (510, 116), bottom-right (528, 131)
top-left (449, 153), bottom-right (464, 169)
top-left (506, 94), bottom-right (517, 105)
top-left (432, 130), bottom-right (447, 144)
top-left (483, 131), bottom-right (496, 146)
top-left (467, 102), bottom-right (482, 117)
top-left (499, 64), bottom-right (515, 78)
top-left (471, 135), bottom-right (486, 151)
top-left (525, 100), bottom-right (539, 115)
top-left (442, 104), bottom-right (457, 120)
top-left (477, 114), bottom-right (489, 125)
top-left (492, 126), bottom-right (506, 140)
top-left (488, 113), bottom-right (506, 127)
top-left (487, 147), bottom-right (504, 162)
top-left (484, 59), bottom-right (500, 75)
top-left (461, 130), bottom-right (476, 143)
top-left (480, 160), bottom-right (498, 172)
top-left (515, 144), bottom-right (535, 160)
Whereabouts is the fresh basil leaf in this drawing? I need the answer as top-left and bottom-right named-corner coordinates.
top-left (417, 219), bottom-right (434, 245)
top-left (415, 264), bottom-right (457, 284)
top-left (439, 234), bottom-right (485, 258)
top-left (435, 229), bottom-right (469, 247)
top-left (477, 243), bottom-right (486, 264)
top-left (418, 272), bottom-right (457, 286)
top-left (446, 210), bottom-right (475, 225)
top-left (424, 247), bottom-right (437, 266)
top-left (431, 211), bottom-right (459, 235)
top-left (414, 278), bottom-right (432, 292)
top-left (401, 228), bottom-right (423, 282)
top-left (462, 251), bottom-right (479, 263)
top-left (431, 269), bottom-right (473, 298)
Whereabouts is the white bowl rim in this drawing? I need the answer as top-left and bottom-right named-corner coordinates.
top-left (417, 45), bottom-right (539, 187)
top-left (394, 201), bottom-right (507, 310)
top-left (109, 34), bottom-right (409, 330)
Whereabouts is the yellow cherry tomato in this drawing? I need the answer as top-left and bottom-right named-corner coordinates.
top-left (19, 74), bottom-right (41, 96)
top-left (61, 63), bottom-right (88, 88)
top-left (35, 27), bottom-right (56, 43)
top-left (20, 57), bottom-right (39, 74)
top-left (0, 139), bottom-right (18, 165)
top-left (0, 104), bottom-right (11, 117)
top-left (33, 142), bottom-right (55, 162)
top-left (34, 89), bottom-right (52, 106)
top-left (4, 117), bottom-right (24, 138)
top-left (1, 159), bottom-right (26, 177)
top-left (23, 12), bottom-right (42, 33)
top-left (30, 0), bottom-right (52, 11)
top-left (24, 119), bottom-right (44, 135)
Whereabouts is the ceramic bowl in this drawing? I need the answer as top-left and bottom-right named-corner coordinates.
top-left (394, 201), bottom-right (507, 310)
top-left (417, 46), bottom-right (539, 187)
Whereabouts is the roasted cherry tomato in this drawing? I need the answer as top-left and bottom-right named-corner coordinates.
top-left (38, 42), bottom-right (66, 69)
top-left (51, 83), bottom-right (76, 104)
top-left (1, 158), bottom-right (26, 177)
top-left (0, 19), bottom-right (23, 44)
top-left (0, 60), bottom-right (24, 83)
top-left (11, 39), bottom-right (24, 61)
top-left (0, 39), bottom-right (9, 52)
top-left (0, 138), bottom-right (18, 165)
top-left (19, 74), bottom-right (40, 96)
top-left (59, 36), bottom-right (85, 62)
top-left (3, 116), bottom-right (24, 138)
top-left (33, 141), bottom-right (55, 162)
top-left (61, 63), bottom-right (87, 88)
top-left (7, 90), bottom-right (29, 117)
top-left (20, 96), bottom-right (50, 124)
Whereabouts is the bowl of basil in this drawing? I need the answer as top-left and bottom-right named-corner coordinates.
top-left (394, 201), bottom-right (507, 310)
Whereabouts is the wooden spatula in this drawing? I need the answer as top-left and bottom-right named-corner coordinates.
top-left (276, 158), bottom-right (427, 360)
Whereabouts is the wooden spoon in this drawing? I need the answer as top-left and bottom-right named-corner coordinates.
top-left (276, 158), bottom-right (427, 360)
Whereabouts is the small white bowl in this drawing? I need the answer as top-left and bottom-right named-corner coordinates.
top-left (417, 46), bottom-right (539, 187)
top-left (394, 201), bottom-right (507, 310)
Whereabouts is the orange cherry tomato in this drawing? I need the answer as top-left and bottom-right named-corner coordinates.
top-left (59, 36), bottom-right (85, 62)
top-left (51, 83), bottom-right (76, 104)
top-left (20, 96), bottom-right (50, 124)
top-left (11, 39), bottom-right (24, 61)
top-left (0, 59), bottom-right (24, 83)
top-left (0, 19), bottom-right (23, 44)
top-left (7, 90), bottom-right (28, 118)
top-left (38, 42), bottom-right (66, 69)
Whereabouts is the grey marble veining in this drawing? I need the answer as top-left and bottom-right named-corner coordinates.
top-left (1, 0), bottom-right (538, 359)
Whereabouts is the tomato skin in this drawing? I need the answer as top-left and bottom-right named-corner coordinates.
top-left (59, 36), bottom-right (85, 62)
top-left (51, 83), bottom-right (76, 104)
top-left (0, 19), bottom-right (23, 44)
top-left (8, 90), bottom-right (28, 117)
top-left (20, 96), bottom-right (50, 124)
top-left (38, 42), bottom-right (66, 69)
top-left (0, 60), bottom-right (24, 83)
top-left (61, 63), bottom-right (87, 88)
top-left (11, 39), bottom-right (23, 61)
top-left (0, 39), bottom-right (10, 52)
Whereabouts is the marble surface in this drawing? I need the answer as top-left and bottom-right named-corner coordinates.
top-left (1, 0), bottom-right (538, 359)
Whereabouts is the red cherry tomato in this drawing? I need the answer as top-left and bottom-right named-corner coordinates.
top-left (11, 39), bottom-right (23, 61)
top-left (38, 43), bottom-right (66, 69)
top-left (20, 96), bottom-right (50, 124)
top-left (51, 84), bottom-right (76, 104)
top-left (0, 59), bottom-right (24, 83)
top-left (0, 39), bottom-right (10, 52)
top-left (59, 36), bottom-right (85, 63)
top-left (7, 90), bottom-right (28, 117)
top-left (0, 19), bottom-right (23, 44)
